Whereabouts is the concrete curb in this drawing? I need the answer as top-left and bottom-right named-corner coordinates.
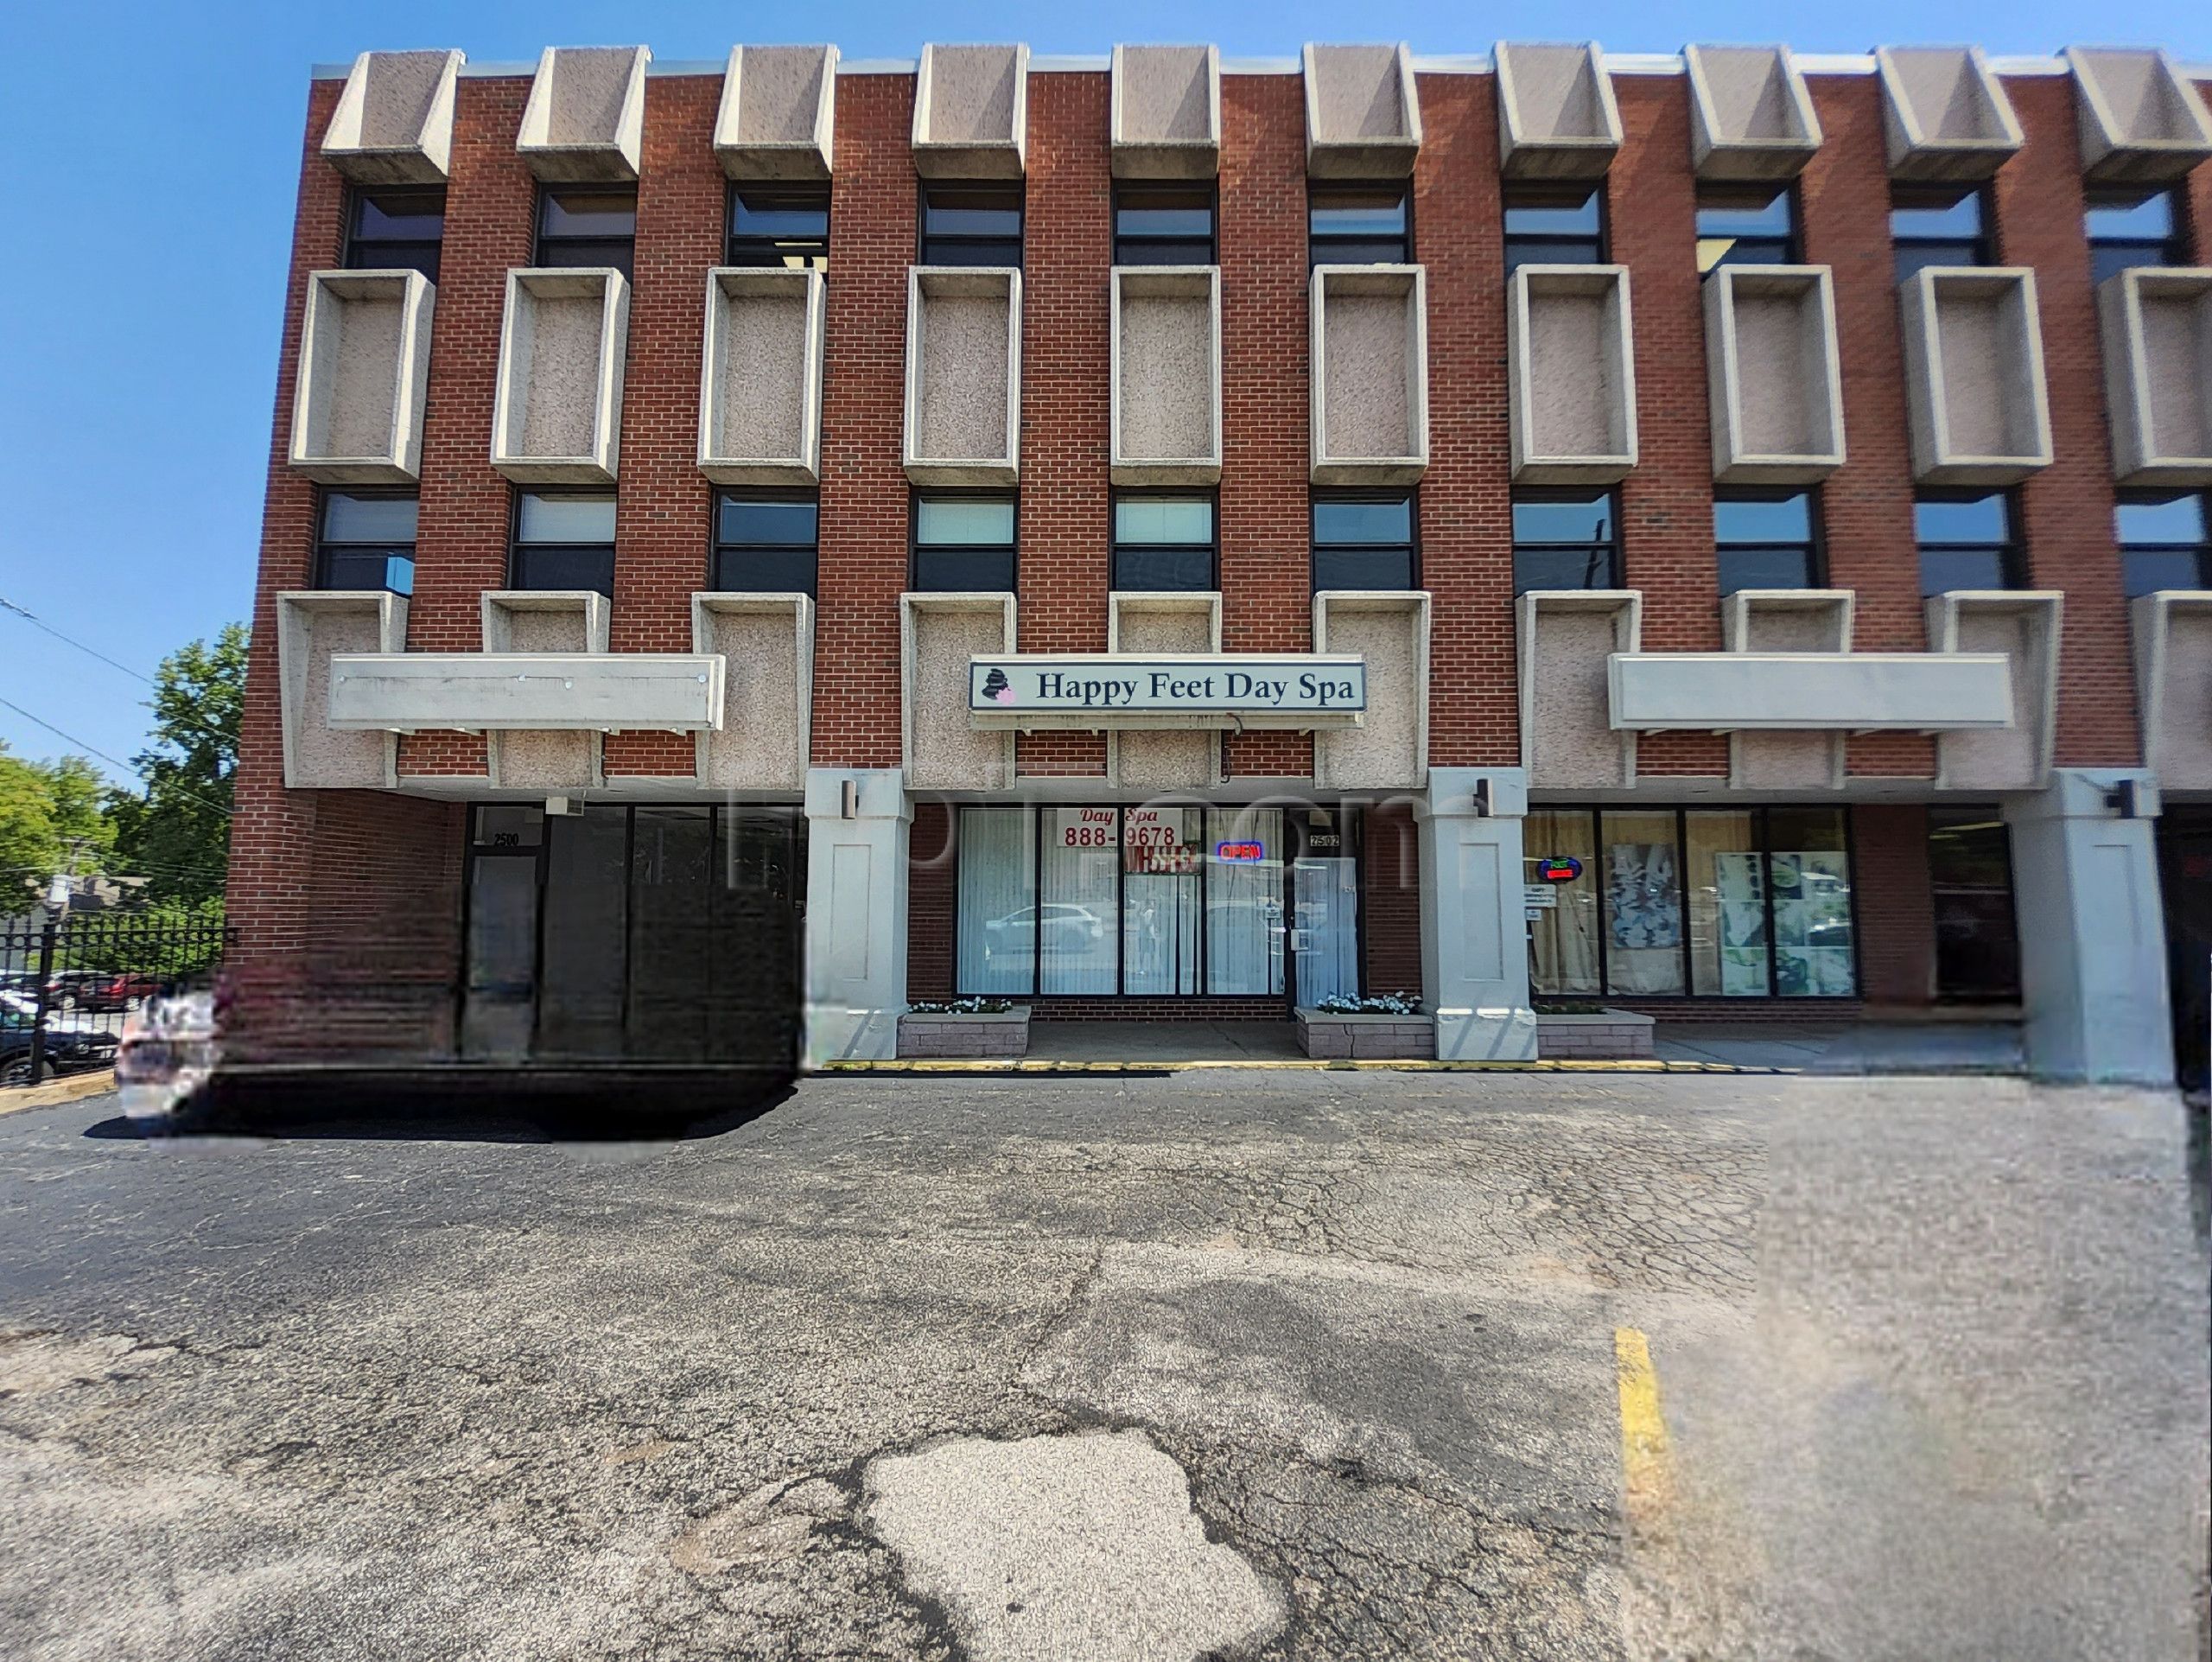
top-left (818, 1058), bottom-right (1797, 1076)
top-left (0, 1070), bottom-right (118, 1115)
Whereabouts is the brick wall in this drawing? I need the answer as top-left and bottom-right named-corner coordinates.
top-left (1852, 804), bottom-right (1938, 1006)
top-left (1361, 800), bottom-right (1423, 995)
top-left (908, 799), bottom-right (956, 999)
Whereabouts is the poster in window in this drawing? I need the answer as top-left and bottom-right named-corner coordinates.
top-left (1713, 851), bottom-right (1769, 995)
top-left (1770, 849), bottom-right (1854, 996)
top-left (1607, 844), bottom-right (1681, 950)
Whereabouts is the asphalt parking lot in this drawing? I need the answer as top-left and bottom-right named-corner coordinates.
top-left (0, 1072), bottom-right (2204, 1661)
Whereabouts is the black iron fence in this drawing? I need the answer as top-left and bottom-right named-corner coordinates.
top-left (2, 914), bottom-right (232, 1087)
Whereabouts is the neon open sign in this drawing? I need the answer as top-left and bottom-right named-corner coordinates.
top-left (1215, 842), bottom-right (1266, 863)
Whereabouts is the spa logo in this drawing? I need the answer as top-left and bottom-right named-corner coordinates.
top-left (980, 666), bottom-right (1014, 704)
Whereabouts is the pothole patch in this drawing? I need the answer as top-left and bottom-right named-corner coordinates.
top-left (863, 1429), bottom-right (1283, 1662)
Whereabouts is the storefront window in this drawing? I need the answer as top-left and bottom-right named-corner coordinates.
top-left (1293, 810), bottom-right (1360, 1007)
top-left (958, 808), bottom-right (1037, 996)
top-left (1928, 808), bottom-right (2019, 1002)
top-left (1207, 807), bottom-right (1285, 995)
top-left (1768, 808), bottom-right (1854, 997)
top-left (1525, 811), bottom-right (1599, 996)
top-left (1041, 808), bottom-right (1121, 994)
top-left (1686, 810), bottom-right (1764, 997)
top-left (1123, 806), bottom-right (1201, 994)
top-left (1603, 812), bottom-right (1686, 995)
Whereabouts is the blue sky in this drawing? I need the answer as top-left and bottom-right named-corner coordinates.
top-left (3, 0), bottom-right (2207, 780)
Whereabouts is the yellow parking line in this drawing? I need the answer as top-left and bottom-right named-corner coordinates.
top-left (1615, 1328), bottom-right (1675, 1530)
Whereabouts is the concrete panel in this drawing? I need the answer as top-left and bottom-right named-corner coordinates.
top-left (1310, 265), bottom-right (1428, 484)
top-left (1722, 589), bottom-right (1852, 789)
top-left (1418, 768), bottom-right (1538, 1061)
top-left (694, 594), bottom-right (812, 792)
top-left (1516, 591), bottom-right (1640, 789)
top-left (912, 44), bottom-right (1029, 178)
top-left (492, 268), bottom-right (629, 485)
top-left (321, 50), bottom-right (461, 185)
top-left (902, 594), bottom-right (1015, 790)
top-left (715, 44), bottom-right (837, 180)
top-left (1111, 266), bottom-right (1221, 484)
top-left (1684, 44), bottom-right (1822, 181)
top-left (1875, 47), bottom-right (2022, 182)
top-left (699, 267), bottom-right (825, 486)
top-left (517, 46), bottom-right (651, 183)
top-left (1494, 42), bottom-right (1622, 181)
top-left (1923, 591), bottom-right (2063, 790)
top-left (1507, 264), bottom-right (1636, 484)
top-left (2098, 267), bottom-right (2212, 487)
top-left (276, 592), bottom-right (406, 789)
top-left (327, 653), bottom-right (721, 735)
top-left (1314, 591), bottom-right (1428, 790)
top-left (904, 267), bottom-right (1021, 485)
top-left (2064, 47), bottom-right (2212, 185)
top-left (1704, 264), bottom-right (1845, 484)
top-left (2005, 769), bottom-right (2174, 1086)
top-left (1609, 651), bottom-right (2013, 730)
top-left (1110, 45), bottom-right (1220, 179)
top-left (476, 591), bottom-right (607, 789)
top-left (1302, 43), bottom-right (1422, 178)
top-left (2133, 591), bottom-right (2212, 791)
top-left (289, 270), bottom-right (434, 485)
top-left (1899, 267), bottom-right (2053, 487)
top-left (1108, 594), bottom-right (1220, 787)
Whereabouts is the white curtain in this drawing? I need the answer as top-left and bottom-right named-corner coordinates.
top-left (1206, 808), bottom-right (1284, 995)
top-left (1294, 856), bottom-right (1359, 1005)
top-left (1041, 810), bottom-right (1118, 994)
top-left (957, 808), bottom-right (1036, 995)
top-left (1123, 809), bottom-right (1200, 994)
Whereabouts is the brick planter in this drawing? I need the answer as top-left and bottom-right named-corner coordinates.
top-left (1295, 1008), bottom-right (1434, 1060)
top-left (897, 1005), bottom-right (1032, 1059)
top-left (1535, 1009), bottom-right (1656, 1060)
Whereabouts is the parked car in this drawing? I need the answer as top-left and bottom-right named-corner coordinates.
top-left (41, 971), bottom-right (110, 1011)
top-left (0, 990), bottom-right (121, 1086)
top-left (982, 904), bottom-right (1107, 957)
top-left (69, 971), bottom-right (164, 1012)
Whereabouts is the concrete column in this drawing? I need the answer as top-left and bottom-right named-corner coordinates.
top-left (802, 768), bottom-right (912, 1067)
top-left (1416, 767), bottom-right (1539, 1060)
top-left (2003, 769), bottom-right (2174, 1086)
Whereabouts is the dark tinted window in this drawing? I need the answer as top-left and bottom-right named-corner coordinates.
top-left (1114, 184), bottom-right (1216, 265)
top-left (1503, 186), bottom-right (1605, 272)
top-left (1928, 807), bottom-right (2020, 1002)
top-left (1714, 491), bottom-right (1820, 592)
top-left (1891, 186), bottom-right (1989, 282)
top-left (728, 186), bottom-right (830, 270)
top-left (1311, 493), bottom-right (1415, 590)
top-left (1512, 490), bottom-right (1618, 593)
top-left (346, 186), bottom-right (444, 281)
top-left (1309, 185), bottom-right (1411, 265)
top-left (2116, 491), bottom-right (2212, 596)
top-left (2086, 189), bottom-right (2183, 285)
top-left (537, 187), bottom-right (638, 277)
top-left (512, 490), bottom-right (617, 595)
top-left (912, 494), bottom-right (1017, 590)
top-left (1696, 185), bottom-right (1798, 271)
top-left (318, 489), bottom-right (416, 593)
top-left (1112, 495), bottom-right (1216, 590)
top-left (920, 185), bottom-right (1023, 267)
top-left (713, 494), bottom-right (818, 595)
top-left (1916, 491), bottom-right (2020, 594)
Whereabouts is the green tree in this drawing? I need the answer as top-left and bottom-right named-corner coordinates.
top-left (108, 624), bottom-right (245, 903)
top-left (0, 745), bottom-right (114, 908)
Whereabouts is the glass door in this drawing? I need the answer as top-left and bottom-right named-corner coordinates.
top-left (1292, 811), bottom-right (1360, 1008)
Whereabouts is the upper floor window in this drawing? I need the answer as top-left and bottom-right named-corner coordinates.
top-left (1113, 183), bottom-right (1217, 266)
top-left (727, 185), bottom-right (830, 271)
top-left (1503, 185), bottom-right (1605, 273)
top-left (1891, 185), bottom-right (1990, 283)
top-left (536, 186), bottom-right (638, 278)
top-left (1311, 492), bottom-right (1415, 590)
top-left (2085, 188), bottom-right (2184, 286)
top-left (1308, 184), bottom-right (1411, 266)
top-left (2116, 491), bottom-right (2212, 597)
top-left (512, 490), bottom-right (616, 596)
top-left (346, 186), bottom-right (444, 282)
top-left (1714, 491), bottom-right (1821, 593)
top-left (1512, 490), bottom-right (1619, 595)
top-left (714, 493), bottom-right (817, 595)
top-left (912, 494), bottom-right (1016, 590)
top-left (1111, 494), bottom-right (1216, 591)
top-left (1695, 184), bottom-right (1799, 271)
top-left (318, 489), bottom-right (416, 594)
top-left (1915, 492), bottom-right (2021, 595)
top-left (919, 184), bottom-right (1022, 267)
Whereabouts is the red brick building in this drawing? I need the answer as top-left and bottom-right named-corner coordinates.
top-left (238, 42), bottom-right (2212, 1086)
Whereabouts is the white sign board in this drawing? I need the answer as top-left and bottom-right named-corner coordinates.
top-left (1523, 884), bottom-right (1559, 909)
top-left (969, 654), bottom-right (1366, 729)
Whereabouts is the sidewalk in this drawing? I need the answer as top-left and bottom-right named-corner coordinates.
top-left (1653, 1021), bottom-right (2024, 1074)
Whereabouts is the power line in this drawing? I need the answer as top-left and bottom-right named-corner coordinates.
top-left (0, 696), bottom-right (234, 820)
top-left (0, 595), bottom-right (245, 761)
